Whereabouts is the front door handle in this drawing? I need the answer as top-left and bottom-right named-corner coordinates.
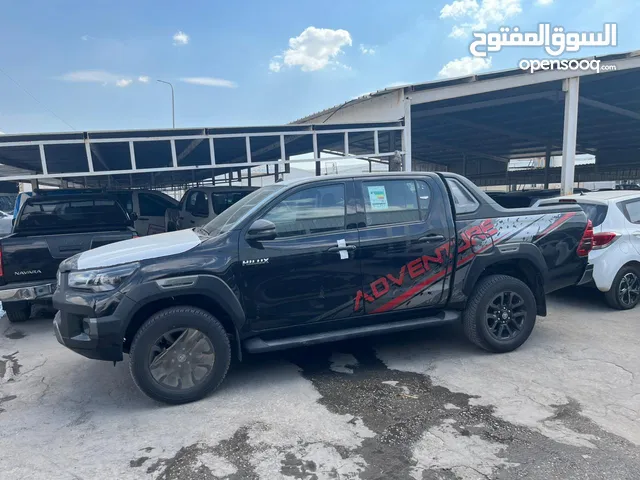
top-left (327, 245), bottom-right (357, 252)
top-left (418, 234), bottom-right (446, 243)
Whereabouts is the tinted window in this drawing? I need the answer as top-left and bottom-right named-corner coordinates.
top-left (16, 198), bottom-right (129, 231)
top-left (446, 178), bottom-right (479, 214)
top-left (416, 180), bottom-right (431, 219)
top-left (186, 191), bottom-right (209, 217)
top-left (622, 199), bottom-right (640, 224)
top-left (203, 186), bottom-right (282, 236)
top-left (262, 184), bottom-right (345, 238)
top-left (139, 193), bottom-right (171, 217)
top-left (362, 180), bottom-right (419, 227)
top-left (577, 203), bottom-right (608, 227)
top-left (212, 191), bottom-right (254, 215)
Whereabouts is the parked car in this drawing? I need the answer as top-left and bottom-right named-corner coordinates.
top-left (53, 173), bottom-right (592, 404)
top-left (0, 193), bottom-right (137, 322)
top-left (166, 186), bottom-right (257, 231)
top-left (110, 189), bottom-right (178, 236)
top-left (538, 191), bottom-right (640, 309)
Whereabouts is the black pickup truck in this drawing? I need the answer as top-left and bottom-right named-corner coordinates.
top-left (53, 173), bottom-right (594, 404)
top-left (0, 193), bottom-right (136, 322)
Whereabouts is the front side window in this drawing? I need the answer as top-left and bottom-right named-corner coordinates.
top-left (262, 184), bottom-right (346, 238)
top-left (361, 180), bottom-right (420, 227)
top-left (139, 193), bottom-right (170, 217)
top-left (186, 191), bottom-right (209, 217)
top-left (115, 192), bottom-right (133, 214)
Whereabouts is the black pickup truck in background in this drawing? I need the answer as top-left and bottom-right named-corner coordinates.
top-left (0, 193), bottom-right (136, 322)
top-left (54, 172), bottom-right (594, 404)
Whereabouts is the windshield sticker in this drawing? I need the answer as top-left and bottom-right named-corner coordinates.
top-left (367, 186), bottom-right (389, 210)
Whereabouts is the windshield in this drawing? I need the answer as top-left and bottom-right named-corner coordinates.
top-left (202, 185), bottom-right (283, 236)
top-left (577, 202), bottom-right (608, 227)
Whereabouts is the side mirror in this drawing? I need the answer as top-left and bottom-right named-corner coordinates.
top-left (246, 219), bottom-right (277, 241)
top-left (130, 212), bottom-right (139, 221)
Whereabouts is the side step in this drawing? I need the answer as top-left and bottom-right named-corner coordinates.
top-left (243, 310), bottom-right (461, 353)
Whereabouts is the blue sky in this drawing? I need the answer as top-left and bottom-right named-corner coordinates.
top-left (0, 0), bottom-right (637, 134)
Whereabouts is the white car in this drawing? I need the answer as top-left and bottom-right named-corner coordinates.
top-left (540, 191), bottom-right (640, 309)
top-left (111, 190), bottom-right (178, 236)
top-left (166, 186), bottom-right (257, 231)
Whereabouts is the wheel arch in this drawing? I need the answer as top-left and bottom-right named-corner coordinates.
top-left (464, 247), bottom-right (548, 316)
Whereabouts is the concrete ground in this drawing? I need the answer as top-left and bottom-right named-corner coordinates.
top-left (0, 289), bottom-right (639, 480)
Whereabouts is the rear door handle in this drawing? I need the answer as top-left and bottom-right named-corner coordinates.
top-left (138, 217), bottom-right (149, 221)
top-left (418, 234), bottom-right (446, 243)
top-left (327, 245), bottom-right (357, 252)
top-left (190, 220), bottom-right (196, 224)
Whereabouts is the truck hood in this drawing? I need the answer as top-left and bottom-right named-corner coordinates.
top-left (74, 229), bottom-right (202, 270)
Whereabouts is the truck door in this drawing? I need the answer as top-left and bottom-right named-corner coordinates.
top-left (180, 190), bottom-right (209, 229)
top-left (355, 176), bottom-right (452, 315)
top-left (239, 180), bottom-right (362, 331)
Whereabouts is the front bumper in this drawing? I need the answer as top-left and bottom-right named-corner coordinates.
top-left (0, 281), bottom-right (56, 303)
top-left (53, 288), bottom-right (137, 362)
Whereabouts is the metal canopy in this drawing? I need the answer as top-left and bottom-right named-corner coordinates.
top-left (0, 121), bottom-right (405, 188)
top-left (296, 50), bottom-right (640, 189)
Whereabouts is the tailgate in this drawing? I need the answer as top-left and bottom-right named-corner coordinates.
top-left (1, 231), bottom-right (133, 284)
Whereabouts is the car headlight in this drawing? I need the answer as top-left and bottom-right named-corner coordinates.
top-left (68, 263), bottom-right (139, 292)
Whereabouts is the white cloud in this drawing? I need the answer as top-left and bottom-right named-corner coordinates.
top-left (270, 26), bottom-right (352, 72)
top-left (535, 0), bottom-right (553, 4)
top-left (58, 70), bottom-right (136, 87)
top-left (359, 44), bottom-right (376, 55)
top-left (440, 0), bottom-right (479, 18)
top-left (438, 56), bottom-right (492, 78)
top-left (80, 34), bottom-right (89, 41)
top-left (441, 0), bottom-right (522, 32)
top-left (180, 77), bottom-right (237, 88)
top-left (0, 131), bottom-right (4, 135)
top-left (173, 30), bottom-right (189, 46)
top-left (449, 25), bottom-right (469, 38)
top-left (138, 76), bottom-right (150, 83)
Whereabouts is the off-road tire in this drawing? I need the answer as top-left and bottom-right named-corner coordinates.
top-left (5, 302), bottom-right (31, 323)
top-left (462, 274), bottom-right (537, 353)
top-left (129, 306), bottom-right (231, 404)
top-left (604, 265), bottom-right (640, 310)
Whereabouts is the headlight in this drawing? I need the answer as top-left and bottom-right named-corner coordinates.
top-left (68, 263), bottom-right (139, 292)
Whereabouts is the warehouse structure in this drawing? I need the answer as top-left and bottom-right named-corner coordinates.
top-left (0, 51), bottom-right (639, 194)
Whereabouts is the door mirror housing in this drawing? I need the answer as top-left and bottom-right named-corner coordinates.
top-left (129, 212), bottom-right (138, 221)
top-left (246, 219), bottom-right (277, 241)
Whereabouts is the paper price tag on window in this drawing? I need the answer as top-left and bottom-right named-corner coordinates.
top-left (337, 238), bottom-right (349, 260)
top-left (367, 186), bottom-right (389, 210)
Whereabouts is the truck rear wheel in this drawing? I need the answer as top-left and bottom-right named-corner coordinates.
top-left (129, 306), bottom-right (231, 404)
top-left (5, 302), bottom-right (31, 323)
top-left (462, 274), bottom-right (536, 353)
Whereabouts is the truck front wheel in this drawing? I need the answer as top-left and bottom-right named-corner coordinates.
top-left (129, 306), bottom-right (231, 404)
top-left (4, 302), bottom-right (31, 323)
top-left (462, 274), bottom-right (537, 353)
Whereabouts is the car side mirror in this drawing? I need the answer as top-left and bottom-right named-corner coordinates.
top-left (129, 212), bottom-right (138, 221)
top-left (246, 219), bottom-right (277, 241)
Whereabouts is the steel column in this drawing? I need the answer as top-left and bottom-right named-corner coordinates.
top-left (403, 96), bottom-right (412, 172)
top-left (561, 77), bottom-right (580, 195)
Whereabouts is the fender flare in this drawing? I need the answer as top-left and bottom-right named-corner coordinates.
top-left (463, 243), bottom-right (549, 315)
top-left (125, 274), bottom-right (246, 333)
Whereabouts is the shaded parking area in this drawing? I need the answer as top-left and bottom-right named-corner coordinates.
top-left (1, 290), bottom-right (639, 480)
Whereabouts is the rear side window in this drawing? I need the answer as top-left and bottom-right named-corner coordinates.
top-left (361, 180), bottom-right (420, 226)
top-left (577, 203), bottom-right (608, 227)
top-left (186, 191), bottom-right (209, 217)
top-left (446, 178), bottom-right (479, 214)
top-left (621, 199), bottom-right (640, 224)
top-left (139, 193), bottom-right (171, 217)
top-left (212, 191), bottom-right (253, 215)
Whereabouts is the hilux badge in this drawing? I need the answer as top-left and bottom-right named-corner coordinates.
top-left (242, 258), bottom-right (269, 266)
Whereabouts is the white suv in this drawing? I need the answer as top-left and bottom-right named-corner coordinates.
top-left (540, 191), bottom-right (640, 309)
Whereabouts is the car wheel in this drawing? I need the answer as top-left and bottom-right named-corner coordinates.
top-left (4, 302), bottom-right (31, 323)
top-left (129, 306), bottom-right (231, 404)
top-left (462, 274), bottom-right (537, 353)
top-left (604, 265), bottom-right (640, 310)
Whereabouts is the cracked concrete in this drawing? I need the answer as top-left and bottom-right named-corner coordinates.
top-left (0, 290), bottom-right (639, 479)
